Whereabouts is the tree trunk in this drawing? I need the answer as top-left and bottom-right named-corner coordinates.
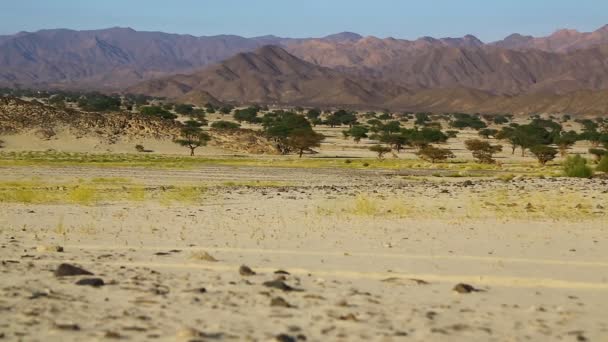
top-left (190, 147), bottom-right (195, 156)
top-left (521, 147), bottom-right (525, 157)
top-left (299, 149), bottom-right (304, 158)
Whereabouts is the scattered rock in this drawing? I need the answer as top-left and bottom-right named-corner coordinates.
top-left (462, 180), bottom-right (474, 187)
top-left (184, 287), bottom-right (207, 294)
top-left (263, 279), bottom-right (300, 292)
top-left (275, 334), bottom-right (297, 342)
top-left (176, 327), bottom-right (200, 340)
top-left (382, 277), bottom-right (429, 285)
top-left (274, 270), bottom-right (290, 275)
top-left (75, 278), bottom-right (105, 287)
top-left (54, 322), bottom-right (80, 331)
top-left (104, 331), bottom-right (122, 339)
top-left (453, 283), bottom-right (481, 294)
top-left (271, 297), bottom-right (292, 308)
top-left (189, 251), bottom-right (218, 262)
top-left (55, 263), bottom-right (93, 277)
top-left (239, 265), bottom-right (256, 276)
top-left (36, 245), bottom-right (63, 253)
top-left (339, 313), bottom-right (358, 321)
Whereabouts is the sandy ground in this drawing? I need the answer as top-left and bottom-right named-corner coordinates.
top-left (1, 164), bottom-right (607, 341)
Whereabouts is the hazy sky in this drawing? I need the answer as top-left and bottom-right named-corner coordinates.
top-left (1, 0), bottom-right (607, 42)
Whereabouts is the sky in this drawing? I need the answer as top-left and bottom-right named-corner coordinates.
top-left (1, 0), bottom-right (607, 42)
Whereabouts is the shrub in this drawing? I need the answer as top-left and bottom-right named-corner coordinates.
top-left (597, 156), bottom-right (608, 173)
top-left (530, 145), bottom-right (558, 165)
top-left (563, 155), bottom-right (593, 178)
top-left (140, 106), bottom-right (177, 120)
top-left (417, 146), bottom-right (455, 163)
top-left (478, 128), bottom-right (498, 139)
top-left (174, 103), bottom-right (194, 115)
top-left (211, 121), bottom-right (241, 130)
top-left (135, 144), bottom-right (145, 153)
top-left (588, 148), bottom-right (607, 162)
top-left (445, 130), bottom-right (459, 138)
top-left (234, 107), bottom-right (261, 123)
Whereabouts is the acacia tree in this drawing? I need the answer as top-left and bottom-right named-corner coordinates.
top-left (175, 120), bottom-right (210, 156)
top-left (263, 111), bottom-right (324, 155)
top-left (465, 139), bottom-right (503, 164)
top-left (555, 131), bottom-right (579, 157)
top-left (370, 145), bottom-right (392, 160)
top-left (530, 145), bottom-right (558, 165)
top-left (379, 133), bottom-right (409, 152)
top-left (287, 128), bottom-right (325, 158)
top-left (417, 146), bottom-right (454, 163)
top-left (343, 125), bottom-right (369, 143)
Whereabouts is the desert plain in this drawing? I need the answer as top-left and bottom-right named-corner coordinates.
top-left (1, 125), bottom-right (607, 342)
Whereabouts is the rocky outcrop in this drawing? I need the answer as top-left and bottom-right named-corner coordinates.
top-left (0, 96), bottom-right (180, 141)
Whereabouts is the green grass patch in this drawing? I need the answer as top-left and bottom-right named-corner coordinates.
top-left (0, 150), bottom-right (562, 175)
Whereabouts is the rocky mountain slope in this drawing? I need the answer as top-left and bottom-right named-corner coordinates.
top-left (3, 25), bottom-right (608, 114)
top-left (128, 46), bottom-right (608, 115)
top-left (3, 25), bottom-right (607, 92)
top-left (492, 25), bottom-right (608, 52)
top-left (127, 45), bottom-right (407, 107)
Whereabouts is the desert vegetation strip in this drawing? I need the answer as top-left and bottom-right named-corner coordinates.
top-left (0, 151), bottom-right (564, 175)
top-left (0, 178), bottom-right (290, 205)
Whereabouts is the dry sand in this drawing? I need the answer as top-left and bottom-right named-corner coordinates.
top-left (1, 164), bottom-right (607, 341)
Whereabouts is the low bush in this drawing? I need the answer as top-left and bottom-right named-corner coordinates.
top-left (211, 120), bottom-right (241, 130)
top-left (597, 156), bottom-right (608, 173)
top-left (563, 155), bottom-right (593, 178)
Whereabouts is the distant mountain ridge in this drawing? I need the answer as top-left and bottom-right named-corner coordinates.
top-left (2, 25), bottom-right (608, 114)
top-left (130, 45), bottom-right (608, 115)
top-left (3, 25), bottom-right (604, 90)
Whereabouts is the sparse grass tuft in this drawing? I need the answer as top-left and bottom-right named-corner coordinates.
top-left (160, 186), bottom-right (205, 205)
top-left (67, 186), bottom-right (97, 205)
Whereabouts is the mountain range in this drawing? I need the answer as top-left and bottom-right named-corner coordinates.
top-left (2, 25), bottom-right (608, 114)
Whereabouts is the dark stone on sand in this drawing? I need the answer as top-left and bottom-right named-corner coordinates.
top-left (104, 331), bottom-right (122, 339)
top-left (75, 278), bottom-right (105, 287)
top-left (453, 283), bottom-right (479, 293)
top-left (239, 265), bottom-right (256, 276)
top-left (271, 297), bottom-right (292, 307)
top-left (55, 263), bottom-right (93, 277)
top-left (54, 323), bottom-right (80, 331)
top-left (263, 279), bottom-right (300, 292)
top-left (275, 334), bottom-right (297, 342)
top-left (274, 270), bottom-right (290, 275)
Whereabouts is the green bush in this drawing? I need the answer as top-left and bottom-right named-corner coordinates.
top-left (597, 156), bottom-right (608, 173)
top-left (563, 155), bottom-right (593, 178)
top-left (211, 121), bottom-right (240, 130)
